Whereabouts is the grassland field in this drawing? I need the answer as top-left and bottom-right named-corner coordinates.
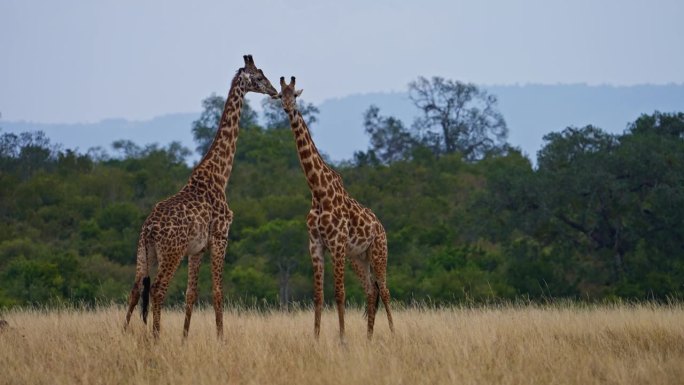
top-left (1, 303), bottom-right (683, 385)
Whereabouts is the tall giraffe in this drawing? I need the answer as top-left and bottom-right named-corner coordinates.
top-left (124, 55), bottom-right (277, 338)
top-left (277, 76), bottom-right (394, 341)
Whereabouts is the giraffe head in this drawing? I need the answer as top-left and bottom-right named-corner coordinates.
top-left (238, 55), bottom-right (278, 97)
top-left (277, 76), bottom-right (304, 112)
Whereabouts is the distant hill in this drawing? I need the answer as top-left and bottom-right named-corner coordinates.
top-left (1, 112), bottom-right (199, 160)
top-left (2, 84), bottom-right (683, 164)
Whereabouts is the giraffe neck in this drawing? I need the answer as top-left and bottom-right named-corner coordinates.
top-left (287, 109), bottom-right (335, 193)
top-left (192, 74), bottom-right (246, 187)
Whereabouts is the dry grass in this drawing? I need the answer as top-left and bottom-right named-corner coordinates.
top-left (1, 303), bottom-right (683, 385)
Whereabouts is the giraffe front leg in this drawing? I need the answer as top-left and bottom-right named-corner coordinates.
top-left (210, 238), bottom-right (227, 339)
top-left (370, 232), bottom-right (394, 334)
top-left (309, 237), bottom-right (325, 339)
top-left (183, 252), bottom-right (203, 338)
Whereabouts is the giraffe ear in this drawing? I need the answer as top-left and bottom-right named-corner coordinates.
top-left (295, 89), bottom-right (303, 97)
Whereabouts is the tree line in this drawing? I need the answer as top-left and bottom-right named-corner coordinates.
top-left (0, 77), bottom-right (682, 308)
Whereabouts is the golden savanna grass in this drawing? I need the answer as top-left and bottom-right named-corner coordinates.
top-left (1, 304), bottom-right (683, 385)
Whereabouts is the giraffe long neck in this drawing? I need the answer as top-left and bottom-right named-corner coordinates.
top-left (287, 109), bottom-right (335, 193)
top-left (192, 74), bottom-right (246, 187)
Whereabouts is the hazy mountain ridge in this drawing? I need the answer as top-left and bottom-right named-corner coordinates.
top-left (2, 84), bottom-right (683, 163)
top-left (1, 112), bottom-right (197, 155)
top-left (316, 83), bottom-right (684, 161)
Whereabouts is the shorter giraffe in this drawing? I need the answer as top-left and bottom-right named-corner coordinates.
top-left (277, 76), bottom-right (394, 341)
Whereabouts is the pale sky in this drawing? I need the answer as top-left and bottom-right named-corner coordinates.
top-left (1, 0), bottom-right (683, 123)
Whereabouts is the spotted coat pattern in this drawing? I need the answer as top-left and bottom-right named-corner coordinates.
top-left (279, 76), bottom-right (394, 341)
top-left (124, 55), bottom-right (277, 338)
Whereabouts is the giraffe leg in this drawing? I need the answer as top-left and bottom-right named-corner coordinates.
top-left (183, 252), bottom-right (203, 338)
top-left (210, 238), bottom-right (227, 339)
top-left (331, 246), bottom-right (347, 343)
top-left (370, 233), bottom-right (394, 333)
top-left (350, 255), bottom-right (378, 339)
top-left (309, 237), bottom-right (325, 339)
top-left (151, 253), bottom-right (183, 338)
top-left (125, 236), bottom-right (149, 328)
top-left (124, 276), bottom-right (141, 329)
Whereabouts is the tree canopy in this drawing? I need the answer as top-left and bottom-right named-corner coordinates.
top-left (0, 88), bottom-right (682, 308)
top-left (191, 94), bottom-right (258, 155)
top-left (261, 98), bottom-right (320, 130)
top-left (409, 76), bottom-right (508, 160)
top-left (355, 77), bottom-right (509, 165)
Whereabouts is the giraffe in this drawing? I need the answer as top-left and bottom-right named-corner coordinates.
top-left (124, 55), bottom-right (278, 338)
top-left (277, 76), bottom-right (394, 341)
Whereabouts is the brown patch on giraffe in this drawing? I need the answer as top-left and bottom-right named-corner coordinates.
top-left (300, 148), bottom-right (312, 159)
top-left (319, 199), bottom-right (330, 211)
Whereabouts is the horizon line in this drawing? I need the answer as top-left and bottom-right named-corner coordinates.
top-left (2, 82), bottom-right (684, 126)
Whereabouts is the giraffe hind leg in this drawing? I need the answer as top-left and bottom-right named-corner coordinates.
top-left (331, 247), bottom-right (347, 343)
top-left (125, 237), bottom-right (151, 328)
top-left (124, 276), bottom-right (142, 328)
top-left (124, 275), bottom-right (151, 327)
top-left (309, 238), bottom-right (325, 340)
top-left (183, 252), bottom-right (202, 338)
top-left (151, 251), bottom-right (184, 338)
top-left (210, 238), bottom-right (227, 339)
top-left (370, 235), bottom-right (394, 333)
top-left (350, 255), bottom-right (378, 339)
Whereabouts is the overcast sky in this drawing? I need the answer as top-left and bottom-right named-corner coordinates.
top-left (1, 0), bottom-right (683, 123)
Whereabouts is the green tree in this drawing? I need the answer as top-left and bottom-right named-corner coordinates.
top-left (191, 94), bottom-right (258, 155)
top-left (614, 112), bottom-right (684, 297)
top-left (360, 105), bottom-right (416, 164)
top-left (235, 219), bottom-right (308, 309)
top-left (485, 114), bottom-right (684, 299)
top-left (0, 131), bottom-right (58, 180)
top-left (261, 98), bottom-right (319, 130)
top-left (409, 77), bottom-right (508, 160)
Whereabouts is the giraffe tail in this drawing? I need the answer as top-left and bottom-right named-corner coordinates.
top-left (141, 276), bottom-right (151, 323)
top-left (373, 281), bottom-right (380, 316)
top-left (363, 269), bottom-right (381, 319)
top-left (136, 235), bottom-right (152, 324)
